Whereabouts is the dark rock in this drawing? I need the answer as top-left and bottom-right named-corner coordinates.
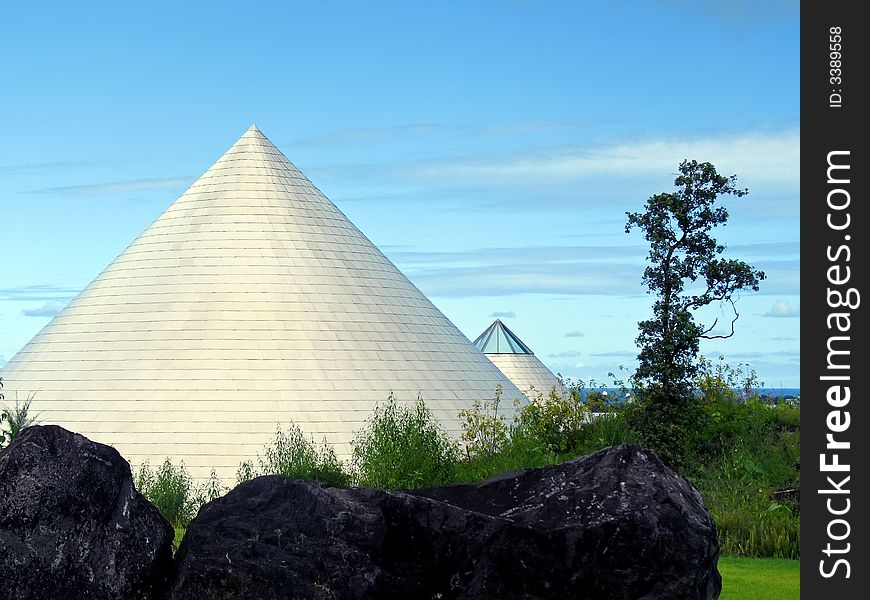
top-left (417, 444), bottom-right (721, 599)
top-left (0, 425), bottom-right (175, 600)
top-left (170, 444), bottom-right (719, 600)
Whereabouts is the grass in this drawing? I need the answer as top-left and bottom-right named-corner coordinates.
top-left (718, 556), bottom-right (799, 600)
top-left (172, 527), bottom-right (186, 553)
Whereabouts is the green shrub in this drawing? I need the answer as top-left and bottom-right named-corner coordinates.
top-left (569, 410), bottom-right (638, 457)
top-left (0, 392), bottom-right (37, 448)
top-left (453, 428), bottom-right (559, 483)
top-left (624, 386), bottom-right (708, 469)
top-left (353, 394), bottom-right (458, 489)
top-left (696, 355), bottom-right (764, 404)
top-left (698, 477), bottom-right (800, 559)
top-left (458, 385), bottom-right (510, 458)
top-left (193, 468), bottom-right (228, 507)
top-left (136, 461), bottom-right (228, 528)
top-left (514, 387), bottom-right (589, 455)
top-left (238, 423), bottom-right (350, 486)
top-left (135, 459), bottom-right (199, 528)
top-left (687, 373), bottom-right (801, 559)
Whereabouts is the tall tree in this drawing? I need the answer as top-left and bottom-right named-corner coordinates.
top-left (625, 160), bottom-right (765, 397)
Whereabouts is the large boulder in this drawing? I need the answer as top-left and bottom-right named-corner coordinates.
top-left (169, 444), bottom-right (719, 599)
top-left (0, 425), bottom-right (175, 600)
top-left (416, 444), bottom-right (721, 599)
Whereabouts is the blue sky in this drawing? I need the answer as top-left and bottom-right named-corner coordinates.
top-left (0, 1), bottom-right (799, 387)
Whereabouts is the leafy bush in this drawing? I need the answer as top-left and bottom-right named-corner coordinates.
top-left (624, 385), bottom-right (709, 469)
top-left (136, 461), bottom-right (228, 528)
top-left (457, 385), bottom-right (510, 458)
top-left (455, 381), bottom-right (636, 482)
top-left (686, 359), bottom-right (800, 558)
top-left (453, 429), bottom-right (558, 483)
top-left (696, 355), bottom-right (764, 404)
top-left (135, 459), bottom-right (200, 528)
top-left (514, 387), bottom-right (589, 455)
top-left (697, 476), bottom-right (800, 559)
top-left (352, 394), bottom-right (458, 489)
top-left (194, 469), bottom-right (228, 507)
top-left (569, 410), bottom-right (638, 457)
top-left (0, 392), bottom-right (37, 448)
top-left (237, 423), bottom-right (349, 486)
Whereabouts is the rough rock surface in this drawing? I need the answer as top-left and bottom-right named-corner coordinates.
top-left (0, 425), bottom-right (175, 600)
top-left (417, 444), bottom-right (721, 599)
top-left (170, 444), bottom-right (720, 599)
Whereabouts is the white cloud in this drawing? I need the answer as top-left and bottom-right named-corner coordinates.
top-left (548, 351), bottom-right (582, 358)
top-left (489, 310), bottom-right (516, 318)
top-left (0, 285), bottom-right (78, 302)
top-left (409, 129), bottom-right (799, 187)
top-left (764, 299), bottom-right (800, 318)
top-left (30, 176), bottom-right (194, 197)
top-left (564, 330), bottom-right (586, 337)
top-left (589, 351), bottom-right (638, 358)
top-left (21, 302), bottom-right (66, 317)
top-left (294, 124), bottom-right (440, 146)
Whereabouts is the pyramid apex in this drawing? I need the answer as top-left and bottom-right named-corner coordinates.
top-left (242, 124), bottom-right (266, 138)
top-left (473, 319), bottom-right (533, 355)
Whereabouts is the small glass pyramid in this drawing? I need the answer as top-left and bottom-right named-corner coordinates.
top-left (473, 320), bottom-right (533, 355)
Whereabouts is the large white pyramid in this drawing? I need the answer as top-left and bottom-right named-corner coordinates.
top-left (473, 320), bottom-right (563, 399)
top-left (1, 126), bottom-right (523, 480)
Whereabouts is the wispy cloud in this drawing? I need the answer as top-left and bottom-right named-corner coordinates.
top-left (548, 350), bottom-right (582, 358)
top-left (708, 349), bottom-right (800, 360)
top-left (564, 330), bottom-right (586, 338)
top-left (406, 129), bottom-right (799, 187)
top-left (0, 285), bottom-right (79, 302)
top-left (588, 350), bottom-right (638, 358)
top-left (489, 310), bottom-right (516, 318)
top-left (729, 241), bottom-right (800, 258)
top-left (764, 299), bottom-right (800, 318)
top-left (294, 120), bottom-right (602, 147)
top-left (408, 261), bottom-right (643, 298)
top-left (28, 176), bottom-right (194, 197)
top-left (294, 124), bottom-right (440, 146)
top-left (0, 160), bottom-right (95, 174)
top-left (472, 120), bottom-right (609, 138)
top-left (396, 245), bottom-right (797, 299)
top-left (389, 244), bottom-right (644, 266)
top-left (21, 302), bottom-right (66, 317)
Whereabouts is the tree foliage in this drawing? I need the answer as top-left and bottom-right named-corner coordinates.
top-left (625, 160), bottom-right (765, 395)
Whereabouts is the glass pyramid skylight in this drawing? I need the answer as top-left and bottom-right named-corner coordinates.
top-left (473, 320), bottom-right (534, 355)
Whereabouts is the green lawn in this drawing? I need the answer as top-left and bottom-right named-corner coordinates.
top-left (719, 556), bottom-right (799, 600)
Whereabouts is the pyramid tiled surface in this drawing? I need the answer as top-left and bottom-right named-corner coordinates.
top-left (1, 126), bottom-right (523, 480)
top-left (473, 320), bottom-right (563, 399)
